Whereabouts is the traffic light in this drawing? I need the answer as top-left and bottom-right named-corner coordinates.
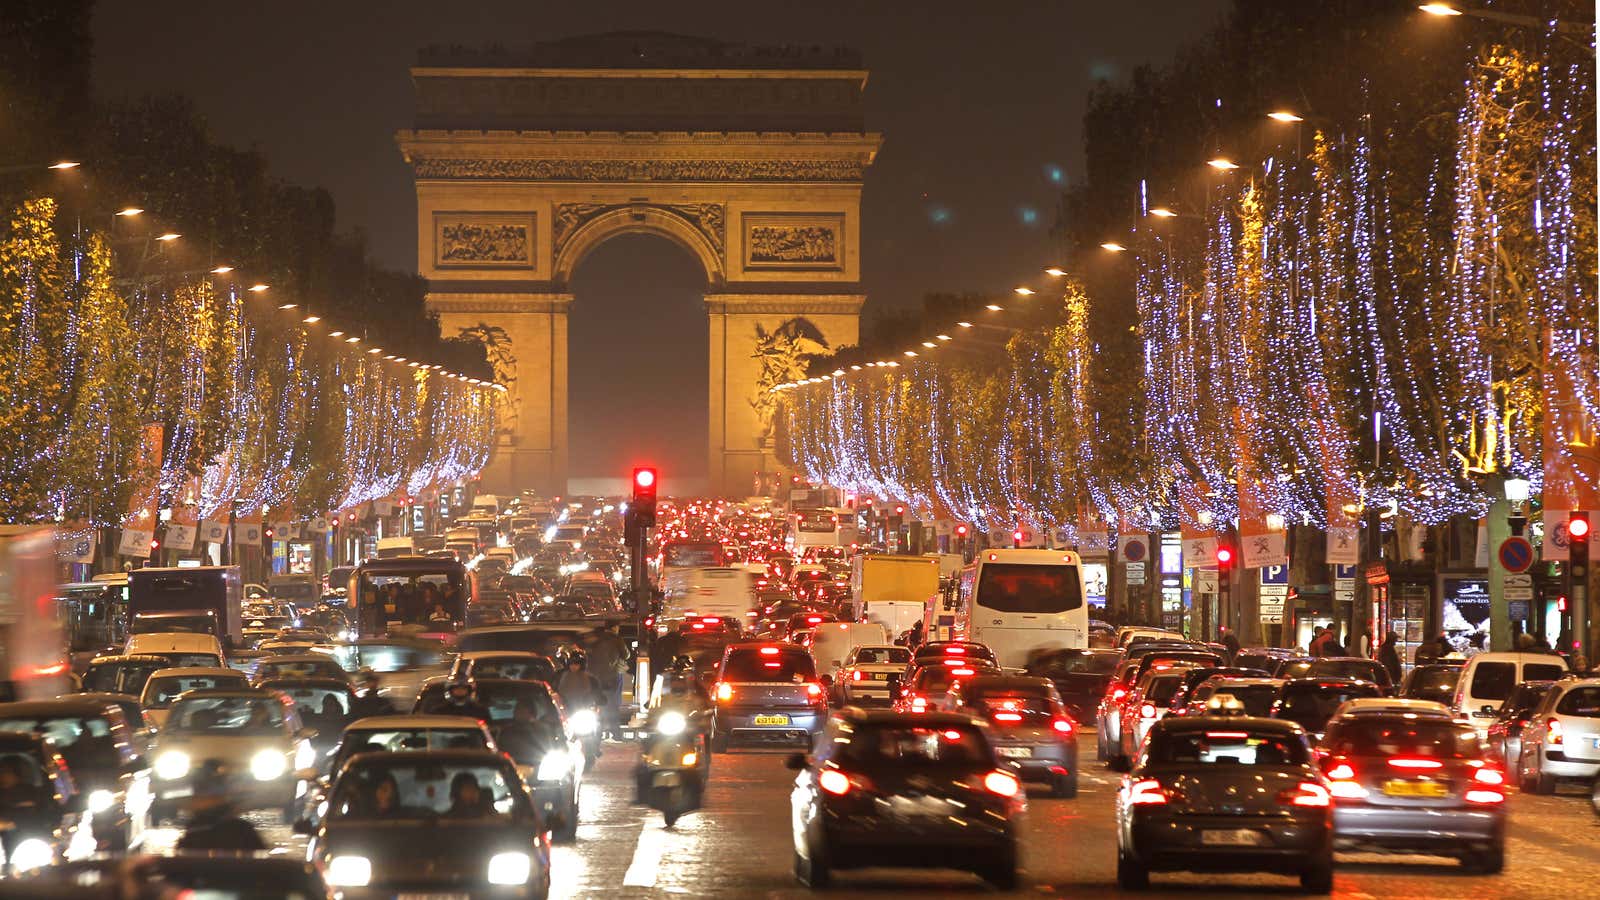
top-left (631, 466), bottom-right (658, 528)
top-left (1012, 529), bottom-right (1024, 548)
top-left (955, 524), bottom-right (968, 538)
top-left (1571, 512), bottom-right (1590, 578)
top-left (1215, 545), bottom-right (1234, 568)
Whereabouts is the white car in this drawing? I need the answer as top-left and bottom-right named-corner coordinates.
top-left (1517, 676), bottom-right (1600, 794)
top-left (146, 688), bottom-right (317, 824)
top-left (835, 645), bottom-right (912, 706)
top-left (139, 667), bottom-right (248, 730)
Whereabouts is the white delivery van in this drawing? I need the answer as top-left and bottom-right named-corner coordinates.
top-left (1452, 651), bottom-right (1570, 737)
top-left (811, 621), bottom-right (890, 675)
top-left (851, 554), bottom-right (941, 640)
top-left (659, 567), bottom-right (755, 630)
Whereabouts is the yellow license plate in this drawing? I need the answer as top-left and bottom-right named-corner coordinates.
top-left (1382, 780), bottom-right (1448, 797)
top-left (753, 714), bottom-right (789, 726)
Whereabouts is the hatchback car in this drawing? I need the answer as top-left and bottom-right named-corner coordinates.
top-left (0, 698), bottom-right (148, 851)
top-left (1025, 647), bottom-right (1122, 725)
top-left (893, 659), bottom-right (1004, 714)
top-left (835, 645), bottom-right (912, 706)
top-left (1317, 704), bottom-right (1505, 871)
top-left (1398, 663), bottom-right (1464, 705)
top-left (1484, 680), bottom-right (1557, 772)
top-left (945, 675), bottom-right (1078, 796)
top-left (305, 749), bottom-right (551, 898)
top-left (1271, 677), bottom-right (1384, 741)
top-left (711, 643), bottom-right (828, 751)
top-left (1299, 657), bottom-right (1395, 695)
top-left (1179, 677), bottom-right (1281, 718)
top-left (1115, 716), bottom-right (1333, 892)
top-left (145, 688), bottom-right (316, 824)
top-left (1516, 676), bottom-right (1600, 794)
top-left (138, 667), bottom-right (249, 730)
top-left (788, 709), bottom-right (1024, 889)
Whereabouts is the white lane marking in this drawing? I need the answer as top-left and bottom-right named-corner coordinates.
top-left (623, 822), bottom-right (669, 887)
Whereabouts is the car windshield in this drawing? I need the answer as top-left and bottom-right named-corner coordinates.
top-left (334, 728), bottom-right (487, 771)
top-left (975, 563), bottom-right (1083, 614)
top-left (1404, 667), bottom-right (1461, 698)
top-left (835, 724), bottom-right (989, 767)
top-left (0, 716), bottom-right (118, 769)
top-left (1147, 729), bottom-right (1309, 766)
top-left (1500, 683), bottom-right (1553, 717)
top-left (256, 659), bottom-right (342, 680)
top-left (1041, 652), bottom-right (1120, 675)
top-left (850, 647), bottom-right (911, 666)
top-left (721, 650), bottom-right (816, 682)
top-left (265, 684), bottom-right (351, 722)
top-left (1326, 719), bottom-right (1480, 758)
top-left (471, 657), bottom-right (554, 681)
top-left (1556, 686), bottom-right (1600, 718)
top-left (166, 697), bottom-right (286, 734)
top-left (328, 760), bottom-right (529, 822)
top-left (1143, 676), bottom-right (1186, 704)
top-left (474, 682), bottom-right (560, 723)
top-left (144, 674), bottom-right (247, 707)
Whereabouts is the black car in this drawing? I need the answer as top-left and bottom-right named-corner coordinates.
top-left (1484, 679), bottom-right (1558, 772)
top-left (1115, 716), bottom-right (1333, 892)
top-left (1025, 648), bottom-right (1121, 724)
top-left (1300, 658), bottom-right (1394, 695)
top-left (10, 853), bottom-right (331, 898)
top-left (303, 749), bottom-right (551, 898)
top-left (0, 698), bottom-right (147, 851)
top-left (1272, 678), bottom-right (1384, 740)
top-left (1167, 666), bottom-right (1272, 714)
top-left (787, 709), bottom-right (1024, 889)
top-left (1398, 662), bottom-right (1464, 706)
top-left (945, 675), bottom-right (1079, 797)
top-left (0, 732), bottom-right (83, 875)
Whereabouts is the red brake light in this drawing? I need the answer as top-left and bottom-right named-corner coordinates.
top-left (759, 647), bottom-right (780, 656)
top-left (1473, 767), bottom-right (1505, 786)
top-left (983, 770), bottom-right (1020, 797)
top-left (909, 695), bottom-right (927, 711)
top-left (818, 769), bottom-right (851, 796)
top-left (691, 623), bottom-right (706, 630)
top-left (1140, 703), bottom-right (1157, 718)
top-left (1110, 687), bottom-right (1128, 701)
top-left (951, 668), bottom-right (976, 676)
top-left (715, 682), bottom-right (733, 702)
top-left (946, 647), bottom-right (966, 655)
top-left (1052, 718), bottom-right (1074, 734)
top-left (1279, 782), bottom-right (1331, 808)
top-left (993, 712), bottom-right (1023, 723)
top-left (805, 682), bottom-right (823, 698)
top-left (702, 617), bottom-right (720, 623)
top-left (1325, 762), bottom-right (1356, 781)
top-left (1465, 788), bottom-right (1506, 804)
top-left (1127, 779), bottom-right (1168, 805)
top-left (851, 670), bottom-right (863, 682)
top-left (1388, 758), bottom-right (1444, 770)
top-left (1548, 718), bottom-right (1564, 745)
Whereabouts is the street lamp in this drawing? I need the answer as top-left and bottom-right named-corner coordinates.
top-left (1101, 242), bottom-right (1128, 252)
top-left (1044, 266), bottom-right (1067, 277)
top-left (1267, 111), bottom-right (1305, 123)
top-left (1014, 286), bottom-right (1035, 295)
top-left (115, 207), bottom-right (143, 217)
top-left (1148, 206), bottom-right (1178, 218)
top-left (1418, 2), bottom-right (1463, 15)
top-left (210, 265), bottom-right (233, 274)
top-left (1207, 158), bottom-right (1240, 171)
top-left (248, 283), bottom-right (269, 293)
top-left (48, 161), bottom-right (80, 170)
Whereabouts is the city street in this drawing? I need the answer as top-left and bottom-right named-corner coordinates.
top-left (143, 728), bottom-right (1600, 898)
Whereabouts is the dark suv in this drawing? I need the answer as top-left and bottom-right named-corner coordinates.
top-left (711, 643), bottom-right (827, 751)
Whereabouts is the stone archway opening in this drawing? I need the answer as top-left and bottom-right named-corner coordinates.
top-left (567, 231), bottom-right (709, 494)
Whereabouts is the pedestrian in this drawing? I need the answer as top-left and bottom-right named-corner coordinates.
top-left (1220, 628), bottom-right (1241, 663)
top-left (1322, 626), bottom-right (1346, 657)
top-left (907, 619), bottom-right (926, 652)
top-left (349, 670), bottom-right (395, 720)
top-left (1515, 631), bottom-right (1536, 651)
top-left (1308, 626), bottom-right (1329, 658)
top-left (1377, 630), bottom-right (1403, 684)
top-left (584, 625), bottom-right (629, 739)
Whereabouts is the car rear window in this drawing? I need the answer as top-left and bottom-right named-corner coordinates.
top-left (1469, 662), bottom-right (1516, 701)
top-left (851, 647), bottom-right (911, 665)
top-left (1404, 667), bottom-right (1461, 697)
top-left (976, 563), bottom-right (1083, 614)
top-left (1308, 659), bottom-right (1389, 684)
top-left (970, 687), bottom-right (1055, 723)
top-left (913, 665), bottom-right (996, 694)
top-left (837, 724), bottom-right (989, 767)
top-left (1276, 682), bottom-right (1382, 731)
top-left (1203, 684), bottom-right (1277, 717)
top-left (1326, 719), bottom-right (1481, 758)
top-left (1524, 663), bottom-right (1568, 682)
top-left (1147, 729), bottom-right (1309, 766)
top-left (1556, 686), bottom-right (1600, 718)
top-left (721, 649), bottom-right (816, 682)
top-left (1144, 676), bottom-right (1186, 704)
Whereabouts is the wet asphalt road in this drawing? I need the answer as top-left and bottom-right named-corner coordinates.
top-left (143, 728), bottom-right (1600, 898)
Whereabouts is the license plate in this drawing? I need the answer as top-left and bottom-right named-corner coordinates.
top-left (753, 714), bottom-right (789, 726)
top-left (996, 746), bottom-right (1033, 758)
top-left (653, 771), bottom-right (682, 787)
top-left (1382, 780), bottom-right (1449, 798)
top-left (1202, 829), bottom-right (1264, 847)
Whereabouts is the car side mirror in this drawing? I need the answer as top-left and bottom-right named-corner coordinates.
top-left (784, 752), bottom-right (808, 771)
top-left (291, 817), bottom-right (315, 836)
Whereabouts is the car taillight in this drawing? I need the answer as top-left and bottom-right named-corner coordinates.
top-left (945, 646), bottom-right (966, 655)
top-left (1464, 788), bottom-right (1505, 804)
top-left (1127, 779), bottom-right (1169, 806)
top-left (1140, 703), bottom-right (1156, 719)
top-left (805, 682), bottom-right (824, 699)
top-left (851, 670), bottom-right (862, 682)
top-left (993, 712), bottom-right (1023, 723)
top-left (1325, 762), bottom-right (1356, 781)
top-left (1278, 782), bottom-right (1331, 808)
top-left (1052, 718), bottom-right (1074, 735)
top-left (983, 770), bottom-right (1020, 797)
top-left (1110, 687), bottom-right (1128, 702)
top-left (909, 695), bottom-right (927, 712)
top-left (1472, 767), bottom-right (1505, 786)
top-left (818, 769), bottom-right (851, 796)
top-left (1548, 718), bottom-right (1564, 745)
top-left (1387, 757), bottom-right (1443, 770)
top-left (715, 682), bottom-right (733, 702)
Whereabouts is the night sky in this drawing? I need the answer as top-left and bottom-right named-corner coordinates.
top-left (91, 1), bottom-right (1226, 487)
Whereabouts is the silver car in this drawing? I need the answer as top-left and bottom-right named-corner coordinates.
top-left (145, 688), bottom-right (317, 824)
top-left (1517, 677), bottom-right (1600, 794)
top-left (836, 645), bottom-right (912, 706)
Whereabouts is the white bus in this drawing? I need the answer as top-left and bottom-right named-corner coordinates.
top-left (791, 507), bottom-right (859, 550)
top-left (954, 548), bottom-right (1088, 668)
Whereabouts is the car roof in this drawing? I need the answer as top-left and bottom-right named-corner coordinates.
top-left (344, 748), bottom-right (512, 766)
top-left (258, 677), bottom-right (353, 688)
top-left (460, 650), bottom-right (549, 659)
top-left (256, 653), bottom-right (339, 663)
top-left (1280, 676), bottom-right (1378, 688)
top-left (835, 707), bottom-right (984, 728)
top-left (1333, 698), bottom-right (1453, 717)
top-left (148, 667), bottom-right (243, 678)
top-left (1154, 714), bottom-right (1304, 735)
top-left (88, 654), bottom-right (169, 664)
top-left (0, 699), bottom-right (123, 717)
top-left (1204, 677), bottom-right (1283, 688)
top-left (959, 675), bottom-right (1055, 691)
top-left (169, 687), bottom-right (279, 700)
top-left (346, 715), bottom-right (487, 729)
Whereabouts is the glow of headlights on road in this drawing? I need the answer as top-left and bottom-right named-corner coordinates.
top-left (251, 749), bottom-right (288, 781)
top-left (86, 789), bottom-right (116, 814)
top-left (537, 749), bottom-right (571, 781)
top-left (656, 711), bottom-right (687, 736)
top-left (294, 739), bottom-right (317, 771)
top-left (325, 855), bottom-right (372, 887)
top-left (487, 851), bottom-right (532, 885)
top-left (568, 709), bottom-right (597, 734)
top-left (154, 751), bottom-right (191, 781)
top-left (9, 837), bottom-right (52, 872)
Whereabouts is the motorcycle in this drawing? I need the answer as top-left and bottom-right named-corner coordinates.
top-left (566, 705), bottom-right (602, 771)
top-left (638, 709), bottom-right (709, 827)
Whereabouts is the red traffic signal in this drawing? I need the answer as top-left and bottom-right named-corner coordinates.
top-left (955, 524), bottom-right (969, 536)
top-left (1569, 514), bottom-right (1590, 540)
top-left (1216, 545), bottom-right (1235, 567)
top-left (634, 467), bottom-right (656, 490)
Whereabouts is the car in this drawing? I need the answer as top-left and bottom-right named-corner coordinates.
top-left (302, 750), bottom-right (552, 898)
top-left (1317, 703), bottom-right (1506, 871)
top-left (257, 677), bottom-right (358, 754)
top-left (0, 732), bottom-right (89, 875)
top-left (78, 654), bottom-right (172, 698)
top-left (1515, 676), bottom-right (1600, 794)
top-left (1298, 657), bottom-right (1395, 695)
top-left (1484, 679), bottom-right (1557, 772)
top-left (710, 643), bottom-right (828, 751)
top-left (944, 674), bottom-right (1079, 797)
top-left (1271, 677), bottom-right (1384, 741)
top-left (145, 688), bottom-right (317, 824)
top-left (1115, 716), bottom-right (1333, 892)
top-left (787, 709), bottom-right (1024, 888)
top-left (1114, 669), bottom-right (1193, 768)
top-left (447, 651), bottom-right (557, 684)
top-left (322, 637), bottom-right (453, 709)
top-left (0, 698), bottom-right (147, 852)
top-left (1025, 647), bottom-right (1122, 725)
top-left (834, 645), bottom-right (911, 706)
top-left (1115, 626), bottom-right (1186, 648)
top-left (1097, 661), bottom-right (1143, 762)
top-left (1233, 647), bottom-right (1303, 673)
top-left (249, 653), bottom-right (350, 686)
top-left (893, 658), bottom-right (1003, 713)
top-left (138, 667), bottom-right (249, 730)
top-left (12, 852), bottom-right (332, 898)
top-left (1452, 651), bottom-right (1570, 738)
top-left (1396, 662), bottom-right (1462, 704)
top-left (911, 641), bottom-right (999, 668)
top-left (303, 714), bottom-right (500, 828)
top-left (1178, 676), bottom-right (1282, 718)
top-left (1167, 666), bottom-right (1273, 714)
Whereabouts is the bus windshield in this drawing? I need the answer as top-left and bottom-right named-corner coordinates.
top-left (662, 541), bottom-right (724, 569)
top-left (354, 563), bottom-right (468, 636)
top-left (976, 563), bottom-right (1083, 614)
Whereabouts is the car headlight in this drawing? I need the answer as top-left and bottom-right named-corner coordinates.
top-left (325, 854), bottom-right (372, 887)
top-left (86, 789), bottom-right (117, 814)
top-left (250, 749), bottom-right (289, 781)
top-left (536, 749), bottom-right (571, 782)
top-left (569, 709), bottom-right (597, 735)
top-left (154, 751), bottom-right (191, 781)
top-left (9, 837), bottom-right (53, 872)
top-left (486, 851), bottom-right (532, 885)
top-left (656, 711), bottom-right (687, 736)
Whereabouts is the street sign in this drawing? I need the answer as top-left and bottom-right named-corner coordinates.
top-left (1126, 562), bottom-right (1146, 585)
top-left (1501, 572), bottom-right (1534, 601)
top-left (1259, 595), bottom-right (1286, 624)
top-left (1196, 571), bottom-right (1218, 594)
top-left (1120, 536), bottom-right (1148, 563)
top-left (1260, 564), bottom-right (1289, 586)
top-left (1497, 536), bottom-right (1534, 574)
top-left (1259, 584), bottom-right (1290, 598)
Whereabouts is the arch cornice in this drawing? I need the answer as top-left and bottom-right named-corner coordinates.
top-left (550, 204), bottom-right (725, 288)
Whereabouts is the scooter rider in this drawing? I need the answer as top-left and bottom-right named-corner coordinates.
top-left (635, 655), bottom-right (713, 804)
top-left (422, 672), bottom-right (493, 724)
top-left (176, 760), bottom-right (267, 852)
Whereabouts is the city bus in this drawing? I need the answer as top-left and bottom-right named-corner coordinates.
top-left (658, 539), bottom-right (727, 574)
top-left (791, 507), bottom-right (859, 550)
top-left (349, 556), bottom-right (471, 638)
top-left (954, 548), bottom-right (1088, 668)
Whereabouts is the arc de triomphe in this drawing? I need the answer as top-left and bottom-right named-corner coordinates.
top-left (396, 32), bottom-right (881, 496)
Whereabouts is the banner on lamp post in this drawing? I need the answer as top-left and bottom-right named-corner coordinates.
top-left (1240, 531), bottom-right (1288, 570)
top-left (1325, 526), bottom-right (1359, 566)
top-left (200, 519), bottom-right (228, 544)
top-left (1078, 530), bottom-right (1110, 558)
top-left (118, 529), bottom-right (153, 558)
top-left (164, 523), bottom-right (197, 553)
